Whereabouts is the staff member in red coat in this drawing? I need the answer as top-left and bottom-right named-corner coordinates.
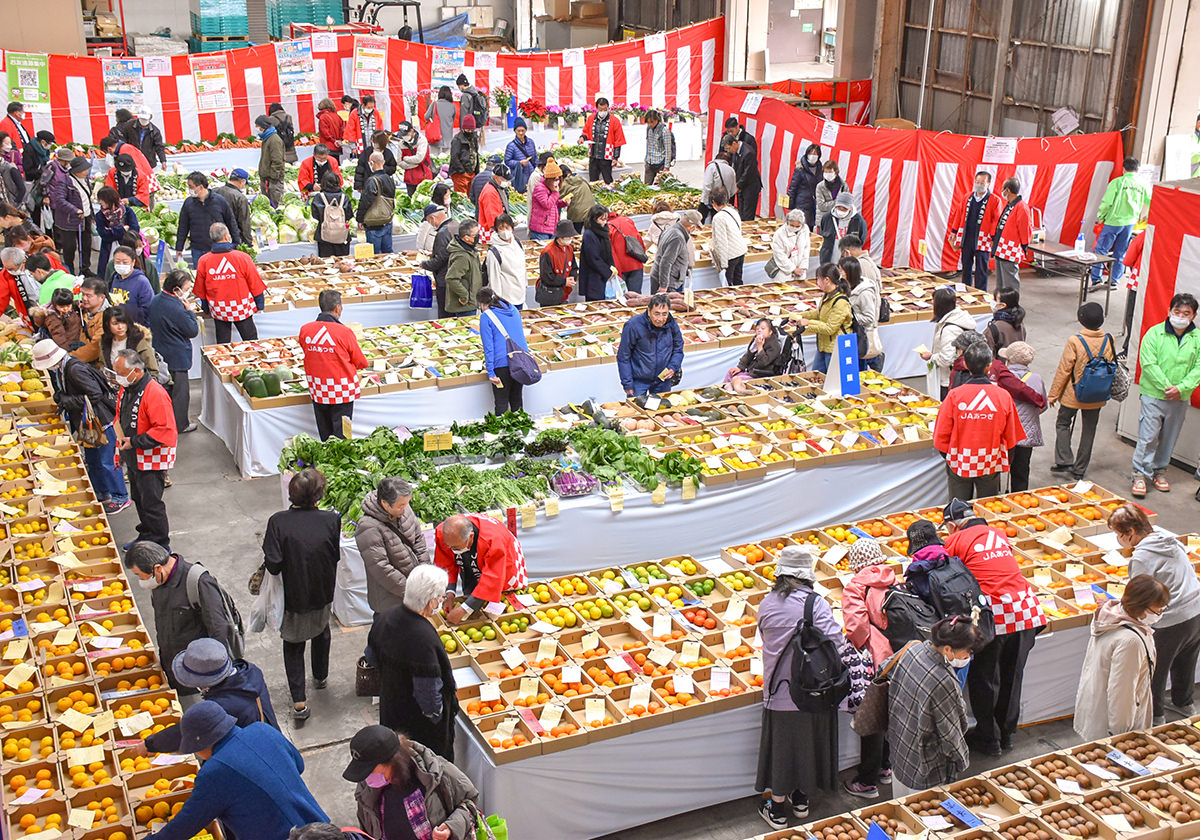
top-left (296, 144), bottom-right (342, 198)
top-left (943, 497), bottom-right (1047, 756)
top-left (992, 177), bottom-right (1033, 298)
top-left (194, 223), bottom-right (266, 344)
top-left (578, 97), bottom-right (626, 185)
top-left (299, 290), bottom-right (367, 442)
top-left (114, 348), bottom-right (178, 550)
top-left (434, 513), bottom-right (529, 624)
top-left (0, 247), bottom-right (34, 326)
top-left (608, 211), bottom-right (646, 294)
top-left (949, 171), bottom-right (1001, 291)
top-left (98, 136), bottom-right (156, 206)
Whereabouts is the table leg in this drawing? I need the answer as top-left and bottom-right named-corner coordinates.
top-left (1077, 267), bottom-right (1086, 307)
top-left (1103, 274), bottom-right (1112, 314)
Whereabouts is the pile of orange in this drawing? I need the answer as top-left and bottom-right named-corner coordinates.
top-left (578, 645), bottom-right (609, 660)
top-left (465, 699), bottom-right (507, 716)
top-left (8, 767), bottom-right (54, 796)
top-left (631, 652), bottom-right (675, 678)
top-left (982, 499), bottom-right (1013, 513)
top-left (55, 688), bottom-right (97, 714)
top-left (654, 628), bottom-right (686, 643)
top-left (721, 643), bottom-right (754, 660)
top-left (1040, 552), bottom-right (1066, 562)
top-left (15, 812), bottom-right (64, 835)
top-left (860, 521), bottom-right (894, 537)
top-left (545, 723), bottom-right (580, 738)
top-left (746, 673), bottom-right (764, 687)
top-left (66, 759), bottom-right (112, 788)
top-left (732, 544), bottom-right (766, 563)
top-left (1042, 488), bottom-right (1072, 503)
top-left (94, 653), bottom-right (154, 677)
top-left (544, 671), bottom-right (591, 697)
top-left (1074, 506), bottom-right (1104, 520)
top-left (587, 715), bottom-right (616, 728)
top-left (889, 513), bottom-right (918, 529)
top-left (1071, 572), bottom-right (1104, 584)
top-left (1009, 493), bottom-right (1040, 508)
top-left (532, 654), bottom-right (566, 669)
top-left (682, 608), bottom-right (717, 630)
top-left (659, 678), bottom-right (702, 707)
top-left (625, 701), bottom-right (663, 717)
top-left (0, 698), bottom-right (41, 724)
top-left (892, 539), bottom-right (910, 555)
top-left (1044, 510), bottom-right (1078, 527)
top-left (43, 659), bottom-right (87, 681)
top-left (1100, 564), bottom-right (1128, 576)
top-left (58, 726), bottom-right (104, 750)
top-left (2, 734), bottom-right (54, 762)
top-left (36, 636), bottom-right (79, 657)
top-left (1013, 516), bottom-right (1046, 532)
top-left (76, 795), bottom-right (123, 828)
top-left (513, 692), bottom-right (551, 707)
top-left (1101, 500), bottom-right (1123, 512)
top-left (487, 732), bottom-right (530, 749)
top-left (708, 683), bottom-right (747, 698)
top-left (486, 665), bottom-right (525, 679)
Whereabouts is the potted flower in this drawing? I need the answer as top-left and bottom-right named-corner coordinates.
top-left (403, 92), bottom-right (419, 122)
top-left (518, 99), bottom-right (547, 129)
top-left (492, 85), bottom-right (517, 128)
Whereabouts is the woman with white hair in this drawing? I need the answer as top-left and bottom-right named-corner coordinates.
top-left (766, 209), bottom-right (811, 280)
top-left (368, 564), bottom-right (459, 759)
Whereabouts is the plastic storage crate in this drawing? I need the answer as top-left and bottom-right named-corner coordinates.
top-left (267, 0), bottom-right (344, 39)
top-left (189, 0), bottom-right (250, 37)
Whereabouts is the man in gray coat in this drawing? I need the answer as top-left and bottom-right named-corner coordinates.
top-left (353, 477), bottom-right (429, 616)
top-left (213, 169), bottom-right (251, 248)
top-left (650, 210), bottom-right (700, 293)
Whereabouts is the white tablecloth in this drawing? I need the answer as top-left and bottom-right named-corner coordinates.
top-left (453, 612), bottom-right (1095, 840)
top-left (200, 307), bottom-right (964, 479)
top-left (331, 448), bottom-right (948, 625)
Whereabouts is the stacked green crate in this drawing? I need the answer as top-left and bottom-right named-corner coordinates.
top-left (267, 0), bottom-right (344, 39)
top-left (190, 0), bottom-right (250, 38)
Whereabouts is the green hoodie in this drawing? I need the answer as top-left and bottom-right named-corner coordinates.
top-left (1138, 320), bottom-right (1200, 401)
top-left (38, 270), bottom-right (78, 306)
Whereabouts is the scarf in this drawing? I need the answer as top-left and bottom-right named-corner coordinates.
top-left (993, 307), bottom-right (1021, 326)
top-left (29, 140), bottom-right (49, 168)
top-left (993, 197), bottom-right (1020, 248)
top-left (358, 109), bottom-right (376, 144)
top-left (590, 113), bottom-right (610, 159)
top-left (102, 203), bottom-right (126, 229)
top-left (258, 126), bottom-right (277, 141)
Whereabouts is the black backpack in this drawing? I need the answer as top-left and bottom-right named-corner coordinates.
top-left (880, 584), bottom-right (940, 649)
top-left (926, 557), bottom-right (996, 644)
top-left (878, 296), bottom-right (892, 324)
top-left (768, 594), bottom-right (850, 712)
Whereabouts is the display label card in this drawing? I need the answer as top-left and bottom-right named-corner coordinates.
top-left (940, 798), bottom-right (983, 828)
top-left (585, 697), bottom-right (605, 723)
top-left (920, 816), bottom-right (953, 831)
top-left (65, 744), bottom-right (104, 767)
top-left (652, 613), bottom-right (672, 638)
top-left (606, 655), bottom-right (631, 673)
top-left (1105, 749), bottom-right (1150, 776)
top-left (2, 661), bottom-right (35, 689)
top-left (648, 646), bottom-right (675, 667)
top-left (561, 664), bottom-right (582, 683)
top-left (11, 787), bottom-right (49, 805)
top-left (1071, 480), bottom-right (1093, 495)
top-left (671, 672), bottom-right (694, 694)
top-left (518, 676), bottom-right (540, 698)
top-left (91, 710), bottom-right (115, 737)
top-left (722, 629), bottom-right (742, 652)
top-left (1147, 755), bottom-right (1180, 771)
top-left (536, 638), bottom-right (557, 662)
top-left (1065, 562), bottom-right (1085, 578)
top-left (529, 620), bottom-right (558, 634)
top-left (1073, 586), bottom-right (1095, 606)
top-left (724, 598), bottom-right (746, 623)
top-left (629, 683), bottom-right (651, 708)
top-left (1055, 778), bottom-right (1084, 795)
top-left (710, 668), bottom-right (732, 692)
top-left (478, 681), bottom-right (502, 702)
top-left (495, 718), bottom-right (517, 741)
top-left (538, 703), bottom-right (564, 730)
top-left (3, 638), bottom-right (28, 660)
top-left (581, 632), bottom-right (600, 652)
top-left (681, 641), bottom-right (700, 663)
top-left (58, 707), bottom-right (94, 733)
top-left (740, 92), bottom-right (762, 114)
top-left (500, 647), bottom-right (526, 670)
top-left (750, 656), bottom-right (764, 675)
top-left (1081, 762), bottom-right (1119, 780)
top-left (1100, 814), bottom-right (1132, 832)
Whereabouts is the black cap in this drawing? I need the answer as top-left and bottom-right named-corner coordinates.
top-left (905, 519), bottom-right (944, 555)
top-left (343, 725), bottom-right (399, 782)
top-left (943, 498), bottom-right (975, 525)
top-left (423, 203), bottom-right (443, 218)
top-left (493, 163), bottom-right (511, 180)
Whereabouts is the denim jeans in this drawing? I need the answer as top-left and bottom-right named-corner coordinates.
top-left (529, 231), bottom-right (553, 241)
top-left (1132, 394), bottom-right (1188, 478)
top-left (623, 268), bottom-right (644, 294)
top-left (365, 226), bottom-right (393, 254)
top-left (1092, 223), bottom-right (1133, 284)
top-left (961, 246), bottom-right (990, 290)
top-left (83, 425), bottom-right (128, 503)
top-left (813, 350), bottom-right (832, 374)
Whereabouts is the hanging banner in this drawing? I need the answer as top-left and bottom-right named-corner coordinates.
top-left (189, 54), bottom-right (233, 114)
top-left (432, 48), bottom-right (466, 97)
top-left (100, 58), bottom-right (145, 116)
top-left (6, 52), bottom-right (50, 113)
top-left (275, 40), bottom-right (316, 96)
top-left (351, 35), bottom-right (387, 90)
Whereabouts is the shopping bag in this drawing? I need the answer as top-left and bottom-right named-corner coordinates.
top-left (248, 570), bottom-right (283, 634)
top-left (469, 802), bottom-right (506, 840)
top-left (410, 274), bottom-right (433, 308)
top-left (79, 397), bottom-right (108, 448)
top-left (838, 645), bottom-right (874, 713)
top-left (851, 641), bottom-right (916, 736)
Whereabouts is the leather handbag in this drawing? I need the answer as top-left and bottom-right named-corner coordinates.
top-left (356, 656), bottom-right (381, 697)
top-left (850, 641), bottom-right (916, 736)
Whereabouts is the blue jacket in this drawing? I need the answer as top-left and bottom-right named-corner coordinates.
top-left (147, 291), bottom-right (200, 370)
top-left (148, 722), bottom-right (326, 840)
top-left (109, 268), bottom-right (155, 325)
top-left (617, 311), bottom-right (684, 392)
top-left (143, 660), bottom-right (279, 754)
top-left (96, 205), bottom-right (140, 243)
top-left (504, 136), bottom-right (537, 192)
top-left (479, 300), bottom-right (529, 378)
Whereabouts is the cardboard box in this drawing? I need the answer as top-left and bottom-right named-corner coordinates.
top-left (852, 802), bottom-right (929, 839)
top-left (542, 0), bottom-right (572, 20)
top-left (1116, 780), bottom-right (1200, 838)
top-left (944, 778), bottom-right (1027, 823)
top-left (1081, 789), bottom-right (1169, 840)
top-left (472, 712), bottom-right (542, 763)
top-left (573, 1), bottom-right (607, 17)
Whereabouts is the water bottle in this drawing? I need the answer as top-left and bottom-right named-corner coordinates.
top-left (1075, 232), bottom-right (1085, 253)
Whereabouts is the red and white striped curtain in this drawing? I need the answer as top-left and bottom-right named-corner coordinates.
top-left (25, 18), bottom-right (725, 147)
top-left (708, 84), bottom-right (1124, 272)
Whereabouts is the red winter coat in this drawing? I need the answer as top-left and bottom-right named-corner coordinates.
top-left (297, 156), bottom-right (343, 197)
top-left (948, 191), bottom-right (1002, 252)
top-left (842, 563), bottom-right (897, 665)
top-left (299, 313), bottom-right (367, 405)
top-left (194, 246), bottom-right (266, 322)
top-left (581, 113), bottom-right (626, 161)
top-left (343, 107), bottom-right (381, 154)
top-left (608, 214), bottom-right (645, 274)
top-left (317, 108), bottom-right (345, 151)
top-left (434, 514), bottom-right (528, 604)
top-left (0, 115), bottom-right (27, 153)
top-left (945, 523), bottom-right (1047, 635)
top-left (116, 377), bottom-right (178, 471)
top-left (477, 181), bottom-right (506, 233)
top-left (933, 380), bottom-right (1021, 477)
top-left (992, 199), bottom-right (1032, 264)
top-left (0, 269), bottom-right (31, 322)
top-left (104, 142), bottom-right (155, 207)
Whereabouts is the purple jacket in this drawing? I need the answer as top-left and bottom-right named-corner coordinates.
top-left (529, 179), bottom-right (566, 236)
top-left (760, 585), bottom-right (844, 711)
top-left (47, 163), bottom-right (86, 231)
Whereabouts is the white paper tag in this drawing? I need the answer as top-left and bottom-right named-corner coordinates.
top-left (561, 664), bottom-right (582, 684)
top-left (1147, 755), bottom-right (1180, 771)
top-left (652, 613), bottom-right (672, 638)
top-left (478, 681), bottom-right (502, 702)
top-left (500, 647), bottom-right (526, 669)
top-left (581, 632), bottom-right (600, 652)
top-left (629, 683), bottom-right (652, 708)
top-left (585, 697), bottom-right (606, 724)
top-left (606, 655), bottom-right (632, 673)
top-left (1056, 778), bottom-right (1084, 794)
top-left (671, 672), bottom-right (694, 694)
top-left (710, 668), bottom-right (732, 691)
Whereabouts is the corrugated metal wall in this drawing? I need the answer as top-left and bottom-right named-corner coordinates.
top-left (896, 0), bottom-right (1143, 137)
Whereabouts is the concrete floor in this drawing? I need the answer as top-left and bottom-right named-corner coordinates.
top-left (108, 257), bottom-right (1200, 837)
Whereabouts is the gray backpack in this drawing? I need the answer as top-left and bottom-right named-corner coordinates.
top-left (186, 561), bottom-right (246, 659)
top-left (317, 194), bottom-right (349, 244)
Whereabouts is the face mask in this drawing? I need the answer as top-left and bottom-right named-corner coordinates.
top-left (990, 300), bottom-right (1001, 312)
top-left (497, 230), bottom-right (512, 242)
top-left (137, 575), bottom-right (161, 591)
top-left (833, 208), bottom-right (849, 220)
top-left (500, 181), bottom-right (511, 191)
top-left (807, 154), bottom-right (819, 164)
top-left (363, 107), bottom-right (374, 116)
top-left (974, 184), bottom-right (988, 196)
top-left (114, 263), bottom-right (133, 277)
top-left (824, 172), bottom-right (836, 182)
top-left (949, 655), bottom-right (971, 668)
top-left (115, 371), bottom-right (135, 387)
top-left (364, 771), bottom-right (389, 788)
top-left (139, 119), bottom-right (150, 127)
top-left (1169, 315), bottom-right (1193, 331)
top-left (598, 109), bottom-right (608, 117)
top-left (0, 146), bottom-right (9, 155)
top-left (1143, 611), bottom-right (1163, 627)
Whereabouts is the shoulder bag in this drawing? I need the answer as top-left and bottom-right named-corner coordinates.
top-left (851, 640), bottom-right (917, 736)
top-left (484, 309), bottom-right (542, 386)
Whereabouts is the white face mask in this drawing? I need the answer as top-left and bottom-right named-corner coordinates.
top-left (137, 575), bottom-right (161, 590)
top-left (974, 184), bottom-right (988, 196)
top-left (833, 208), bottom-right (849, 220)
top-left (1143, 611), bottom-right (1164, 627)
top-left (949, 655), bottom-right (971, 668)
top-left (807, 154), bottom-right (819, 164)
top-left (114, 263), bottom-right (133, 277)
top-left (497, 229), bottom-right (512, 242)
top-left (363, 107), bottom-right (374, 115)
top-left (115, 370), bottom-right (135, 387)
top-left (824, 172), bottom-right (836, 182)
top-left (1169, 315), bottom-right (1193, 331)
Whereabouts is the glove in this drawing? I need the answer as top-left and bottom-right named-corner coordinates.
top-left (253, 293), bottom-right (265, 312)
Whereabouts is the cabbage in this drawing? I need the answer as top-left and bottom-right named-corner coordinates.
top-left (281, 205), bottom-right (305, 226)
top-left (142, 227), bottom-right (159, 245)
top-left (277, 223), bottom-right (298, 243)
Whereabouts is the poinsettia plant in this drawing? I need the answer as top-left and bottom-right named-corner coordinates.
top-left (518, 99), bottom-right (547, 121)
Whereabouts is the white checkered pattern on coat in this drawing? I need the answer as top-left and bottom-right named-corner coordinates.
top-left (993, 239), bottom-right (1026, 263)
top-left (1125, 264), bottom-right (1139, 292)
top-left (987, 586), bottom-right (1047, 635)
top-left (208, 297), bottom-right (256, 322)
top-left (953, 230), bottom-right (995, 252)
top-left (136, 445), bottom-right (176, 471)
top-left (306, 375), bottom-right (361, 405)
top-left (947, 446), bottom-right (1008, 478)
top-left (148, 171), bottom-right (160, 194)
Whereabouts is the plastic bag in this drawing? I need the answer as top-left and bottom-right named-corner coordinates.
top-left (249, 570), bottom-right (284, 634)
